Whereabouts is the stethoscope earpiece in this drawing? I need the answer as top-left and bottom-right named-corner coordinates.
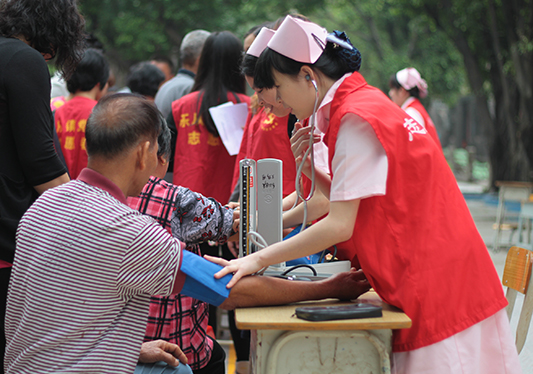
top-left (306, 75), bottom-right (318, 92)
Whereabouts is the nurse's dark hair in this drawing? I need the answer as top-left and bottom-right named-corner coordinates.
top-left (0, 0), bottom-right (86, 80)
top-left (191, 31), bottom-right (246, 136)
top-left (244, 21), bottom-right (272, 41)
top-left (254, 39), bottom-right (361, 90)
top-left (86, 93), bottom-right (163, 159)
top-left (388, 73), bottom-right (421, 99)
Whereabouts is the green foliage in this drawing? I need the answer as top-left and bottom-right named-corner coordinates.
top-left (310, 0), bottom-right (467, 105)
top-left (79, 0), bottom-right (324, 63)
top-left (79, 0), bottom-right (467, 106)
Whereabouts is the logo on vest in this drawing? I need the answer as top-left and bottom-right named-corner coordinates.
top-left (403, 118), bottom-right (427, 141)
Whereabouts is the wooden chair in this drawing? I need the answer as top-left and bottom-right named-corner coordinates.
top-left (502, 246), bottom-right (533, 354)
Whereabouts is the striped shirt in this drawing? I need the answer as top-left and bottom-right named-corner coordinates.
top-left (128, 177), bottom-right (235, 370)
top-left (5, 168), bottom-right (184, 373)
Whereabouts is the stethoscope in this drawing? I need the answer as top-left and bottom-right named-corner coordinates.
top-left (291, 75), bottom-right (320, 232)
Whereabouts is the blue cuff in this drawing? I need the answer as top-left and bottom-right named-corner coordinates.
top-left (179, 251), bottom-right (231, 306)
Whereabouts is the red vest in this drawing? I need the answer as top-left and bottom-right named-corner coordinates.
top-left (172, 91), bottom-right (250, 203)
top-left (405, 98), bottom-right (442, 148)
top-left (231, 107), bottom-right (297, 198)
top-left (325, 73), bottom-right (506, 352)
top-left (55, 96), bottom-right (97, 179)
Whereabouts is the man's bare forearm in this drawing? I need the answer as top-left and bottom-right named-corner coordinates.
top-left (218, 268), bottom-right (370, 310)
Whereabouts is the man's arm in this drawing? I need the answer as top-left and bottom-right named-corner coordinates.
top-left (176, 249), bottom-right (369, 309)
top-left (218, 268), bottom-right (370, 310)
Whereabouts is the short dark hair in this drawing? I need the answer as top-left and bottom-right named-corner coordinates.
top-left (0, 0), bottom-right (86, 79)
top-left (66, 48), bottom-right (110, 94)
top-left (86, 93), bottom-right (163, 159)
top-left (191, 31), bottom-right (246, 136)
top-left (127, 62), bottom-right (166, 99)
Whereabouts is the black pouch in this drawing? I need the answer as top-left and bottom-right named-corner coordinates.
top-left (295, 303), bottom-right (383, 321)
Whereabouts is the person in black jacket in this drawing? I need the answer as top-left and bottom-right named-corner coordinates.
top-left (0, 1), bottom-right (85, 370)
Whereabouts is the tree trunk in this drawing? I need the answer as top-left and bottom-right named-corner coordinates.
top-left (423, 0), bottom-right (533, 187)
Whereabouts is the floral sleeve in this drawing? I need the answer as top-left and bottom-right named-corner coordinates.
top-left (170, 187), bottom-right (235, 245)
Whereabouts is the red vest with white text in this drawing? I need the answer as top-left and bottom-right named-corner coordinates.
top-left (172, 91), bottom-right (250, 203)
top-left (405, 97), bottom-right (442, 148)
top-left (231, 107), bottom-right (296, 198)
top-left (325, 72), bottom-right (506, 352)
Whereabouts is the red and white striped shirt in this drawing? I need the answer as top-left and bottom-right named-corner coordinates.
top-left (5, 168), bottom-right (185, 373)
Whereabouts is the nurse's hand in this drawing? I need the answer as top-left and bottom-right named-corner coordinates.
top-left (204, 253), bottom-right (264, 288)
top-left (290, 122), bottom-right (321, 164)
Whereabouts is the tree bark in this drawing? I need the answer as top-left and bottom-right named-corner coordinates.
top-left (423, 0), bottom-right (533, 186)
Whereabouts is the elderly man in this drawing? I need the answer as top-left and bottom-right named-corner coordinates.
top-left (5, 94), bottom-right (369, 374)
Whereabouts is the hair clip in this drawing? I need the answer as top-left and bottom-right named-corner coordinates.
top-left (326, 33), bottom-right (353, 50)
top-left (312, 33), bottom-right (326, 50)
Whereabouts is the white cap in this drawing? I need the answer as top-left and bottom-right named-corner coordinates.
top-left (396, 67), bottom-right (428, 98)
top-left (267, 16), bottom-right (328, 63)
top-left (246, 27), bottom-right (275, 58)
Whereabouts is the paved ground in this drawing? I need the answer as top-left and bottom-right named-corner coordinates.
top-left (461, 184), bottom-right (533, 373)
top-left (223, 181), bottom-right (533, 373)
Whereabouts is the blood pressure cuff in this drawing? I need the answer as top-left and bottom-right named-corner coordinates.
top-left (179, 250), bottom-right (232, 306)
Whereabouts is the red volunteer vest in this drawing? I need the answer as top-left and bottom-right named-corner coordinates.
top-left (405, 98), bottom-right (442, 148)
top-left (55, 96), bottom-right (97, 179)
top-left (231, 107), bottom-right (297, 198)
top-left (325, 73), bottom-right (506, 352)
top-left (172, 91), bottom-right (250, 203)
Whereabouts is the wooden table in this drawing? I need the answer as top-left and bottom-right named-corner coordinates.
top-left (235, 291), bottom-right (411, 374)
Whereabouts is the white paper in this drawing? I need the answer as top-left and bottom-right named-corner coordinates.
top-left (209, 102), bottom-right (248, 156)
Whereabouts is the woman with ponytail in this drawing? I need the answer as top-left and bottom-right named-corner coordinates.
top-left (208, 16), bottom-right (522, 374)
top-left (171, 31), bottom-right (249, 204)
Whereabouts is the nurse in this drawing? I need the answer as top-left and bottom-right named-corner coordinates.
top-left (239, 25), bottom-right (331, 232)
top-left (388, 67), bottom-right (441, 147)
top-left (207, 16), bottom-right (522, 374)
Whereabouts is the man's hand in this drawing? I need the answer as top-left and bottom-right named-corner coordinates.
top-left (326, 268), bottom-right (371, 300)
top-left (139, 340), bottom-right (188, 367)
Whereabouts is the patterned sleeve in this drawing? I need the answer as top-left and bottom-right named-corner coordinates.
top-left (170, 187), bottom-right (235, 244)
